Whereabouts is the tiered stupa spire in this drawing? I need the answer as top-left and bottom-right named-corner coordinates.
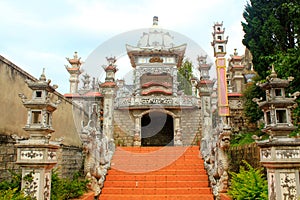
top-left (65, 51), bottom-right (82, 95)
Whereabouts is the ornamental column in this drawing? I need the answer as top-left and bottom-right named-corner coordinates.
top-left (209, 22), bottom-right (231, 196)
top-left (16, 69), bottom-right (60, 200)
top-left (101, 57), bottom-right (118, 141)
top-left (197, 55), bottom-right (215, 156)
top-left (211, 22), bottom-right (229, 121)
top-left (255, 65), bottom-right (300, 200)
top-left (133, 116), bottom-right (141, 146)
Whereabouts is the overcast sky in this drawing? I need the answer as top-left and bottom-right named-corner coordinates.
top-left (0, 0), bottom-right (248, 93)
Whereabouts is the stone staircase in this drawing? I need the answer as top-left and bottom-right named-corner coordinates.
top-left (99, 146), bottom-right (213, 200)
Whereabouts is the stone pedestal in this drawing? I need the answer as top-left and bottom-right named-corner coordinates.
top-left (258, 138), bottom-right (300, 200)
top-left (16, 142), bottom-right (58, 200)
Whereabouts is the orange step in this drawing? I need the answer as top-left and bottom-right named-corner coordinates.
top-left (99, 146), bottom-right (213, 200)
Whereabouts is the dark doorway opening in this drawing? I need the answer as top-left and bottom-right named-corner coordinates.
top-left (141, 112), bottom-right (174, 146)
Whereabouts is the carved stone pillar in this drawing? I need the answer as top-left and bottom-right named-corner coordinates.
top-left (174, 117), bottom-right (182, 146)
top-left (133, 117), bottom-right (141, 146)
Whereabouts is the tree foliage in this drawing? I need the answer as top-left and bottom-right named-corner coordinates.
top-left (242, 0), bottom-right (300, 125)
top-left (242, 76), bottom-right (264, 123)
top-left (242, 0), bottom-right (300, 78)
top-left (178, 59), bottom-right (193, 95)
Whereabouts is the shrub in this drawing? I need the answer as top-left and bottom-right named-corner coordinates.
top-left (0, 170), bottom-right (22, 191)
top-left (228, 160), bottom-right (268, 200)
top-left (0, 188), bottom-right (31, 200)
top-left (0, 170), bottom-right (89, 200)
top-left (0, 170), bottom-right (30, 200)
top-left (51, 170), bottom-right (89, 200)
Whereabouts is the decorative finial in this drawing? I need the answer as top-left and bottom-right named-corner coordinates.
top-left (197, 55), bottom-right (207, 65)
top-left (74, 51), bottom-right (78, 59)
top-left (269, 64), bottom-right (277, 78)
top-left (106, 56), bottom-right (117, 66)
top-left (234, 48), bottom-right (238, 56)
top-left (153, 16), bottom-right (158, 26)
top-left (39, 68), bottom-right (47, 81)
top-left (92, 77), bottom-right (96, 90)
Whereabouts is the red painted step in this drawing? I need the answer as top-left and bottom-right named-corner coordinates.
top-left (99, 146), bottom-right (213, 200)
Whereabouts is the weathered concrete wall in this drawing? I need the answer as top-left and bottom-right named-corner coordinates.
top-left (0, 55), bottom-right (82, 146)
top-left (0, 55), bottom-right (85, 180)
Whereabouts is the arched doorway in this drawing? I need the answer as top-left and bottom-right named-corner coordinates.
top-left (141, 111), bottom-right (174, 146)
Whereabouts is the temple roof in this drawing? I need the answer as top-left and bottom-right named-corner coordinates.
top-left (126, 16), bottom-right (186, 68)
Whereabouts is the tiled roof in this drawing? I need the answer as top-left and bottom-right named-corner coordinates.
top-left (228, 93), bottom-right (243, 97)
top-left (64, 93), bottom-right (81, 98)
top-left (84, 91), bottom-right (102, 97)
top-left (101, 82), bottom-right (116, 87)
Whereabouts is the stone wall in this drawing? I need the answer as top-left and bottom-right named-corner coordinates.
top-left (113, 110), bottom-right (135, 146)
top-left (0, 134), bottom-right (20, 182)
top-left (228, 143), bottom-right (262, 173)
top-left (56, 145), bottom-right (84, 178)
top-left (0, 133), bottom-right (84, 181)
top-left (113, 108), bottom-right (202, 146)
top-left (180, 108), bottom-right (202, 145)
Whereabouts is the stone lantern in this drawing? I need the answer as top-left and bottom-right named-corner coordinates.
top-left (255, 65), bottom-right (300, 200)
top-left (16, 69), bottom-right (60, 200)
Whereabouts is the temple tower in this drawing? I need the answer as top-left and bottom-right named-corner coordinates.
top-left (211, 22), bottom-right (229, 120)
top-left (101, 57), bottom-right (117, 140)
top-left (209, 22), bottom-right (231, 195)
top-left (65, 52), bottom-right (82, 95)
top-left (227, 49), bottom-right (245, 132)
top-left (228, 49), bottom-right (245, 93)
top-left (16, 70), bottom-right (60, 200)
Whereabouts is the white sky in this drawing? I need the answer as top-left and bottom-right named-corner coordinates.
top-left (0, 0), bottom-right (248, 93)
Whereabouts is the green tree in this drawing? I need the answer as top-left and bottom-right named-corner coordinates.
top-left (242, 76), bottom-right (264, 123)
top-left (242, 0), bottom-right (300, 78)
top-left (178, 59), bottom-right (193, 95)
top-left (242, 0), bottom-right (300, 125)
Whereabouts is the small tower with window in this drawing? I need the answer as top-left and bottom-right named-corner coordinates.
top-left (16, 69), bottom-right (60, 200)
top-left (211, 22), bottom-right (228, 58)
top-left (257, 65), bottom-right (298, 137)
top-left (22, 69), bottom-right (59, 136)
top-left (211, 22), bottom-right (229, 117)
